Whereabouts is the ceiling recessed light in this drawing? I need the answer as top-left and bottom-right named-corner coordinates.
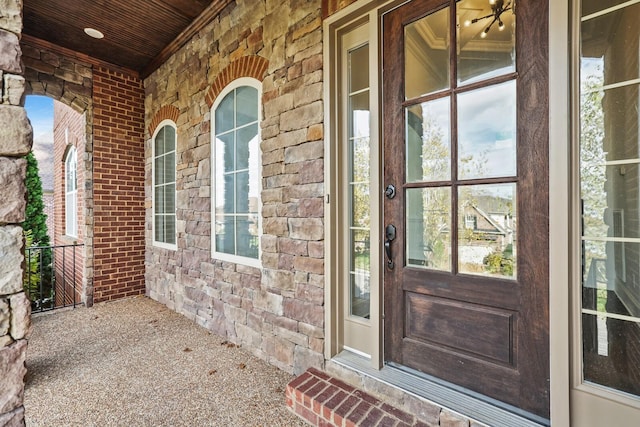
top-left (84, 28), bottom-right (104, 39)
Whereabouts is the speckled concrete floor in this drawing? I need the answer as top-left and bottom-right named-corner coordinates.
top-left (24, 296), bottom-right (307, 426)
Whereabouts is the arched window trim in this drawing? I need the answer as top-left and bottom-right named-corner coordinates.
top-left (211, 77), bottom-right (263, 268)
top-left (152, 119), bottom-right (178, 250)
top-left (64, 142), bottom-right (78, 238)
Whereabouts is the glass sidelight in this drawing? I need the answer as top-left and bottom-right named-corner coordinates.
top-left (348, 43), bottom-right (371, 319)
top-left (579, 0), bottom-right (640, 399)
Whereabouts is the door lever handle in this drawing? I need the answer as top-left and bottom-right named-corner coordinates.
top-left (385, 224), bottom-right (396, 270)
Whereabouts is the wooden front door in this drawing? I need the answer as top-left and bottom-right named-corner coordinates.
top-left (382, 0), bottom-right (550, 418)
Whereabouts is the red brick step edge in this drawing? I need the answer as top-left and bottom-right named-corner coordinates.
top-left (286, 368), bottom-right (431, 427)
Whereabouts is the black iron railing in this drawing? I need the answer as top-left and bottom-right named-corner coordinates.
top-left (24, 243), bottom-right (84, 313)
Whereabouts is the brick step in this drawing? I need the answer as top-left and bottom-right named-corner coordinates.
top-left (286, 368), bottom-right (431, 427)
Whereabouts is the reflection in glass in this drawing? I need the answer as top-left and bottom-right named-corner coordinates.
top-left (406, 187), bottom-right (451, 270)
top-left (349, 44), bottom-right (369, 93)
top-left (406, 97), bottom-right (451, 182)
top-left (457, 0), bottom-right (516, 85)
top-left (458, 184), bottom-right (516, 278)
top-left (215, 215), bottom-right (235, 255)
top-left (458, 80), bottom-right (517, 180)
top-left (351, 229), bottom-right (370, 318)
top-left (348, 42), bottom-right (371, 319)
top-left (580, 0), bottom-right (640, 398)
top-left (405, 7), bottom-right (450, 99)
top-left (214, 86), bottom-right (261, 259)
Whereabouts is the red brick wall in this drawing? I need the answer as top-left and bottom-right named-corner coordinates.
top-left (92, 67), bottom-right (145, 302)
top-left (53, 101), bottom-right (86, 304)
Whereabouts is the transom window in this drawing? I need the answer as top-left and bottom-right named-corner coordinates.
top-left (153, 122), bottom-right (177, 248)
top-left (65, 142), bottom-right (77, 238)
top-left (211, 78), bottom-right (262, 266)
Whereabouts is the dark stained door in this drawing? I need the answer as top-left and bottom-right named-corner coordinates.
top-left (382, 0), bottom-right (550, 418)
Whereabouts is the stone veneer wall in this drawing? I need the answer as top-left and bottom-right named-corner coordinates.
top-left (0, 0), bottom-right (33, 425)
top-left (145, 0), bottom-right (325, 375)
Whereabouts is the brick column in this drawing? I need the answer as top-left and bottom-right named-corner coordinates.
top-left (0, 0), bottom-right (34, 425)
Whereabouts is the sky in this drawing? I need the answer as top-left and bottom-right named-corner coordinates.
top-left (24, 95), bottom-right (55, 191)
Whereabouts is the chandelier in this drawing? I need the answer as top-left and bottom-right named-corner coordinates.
top-left (464, 0), bottom-right (513, 38)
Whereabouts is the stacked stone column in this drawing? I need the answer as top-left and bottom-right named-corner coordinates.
top-left (0, 0), bottom-right (34, 425)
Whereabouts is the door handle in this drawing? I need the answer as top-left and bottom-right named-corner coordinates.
top-left (385, 224), bottom-right (396, 270)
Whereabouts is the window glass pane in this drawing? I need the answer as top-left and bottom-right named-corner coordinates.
top-left (581, 4), bottom-right (640, 87)
top-left (236, 171), bottom-right (250, 213)
top-left (236, 215), bottom-right (259, 258)
top-left (216, 133), bottom-right (235, 173)
top-left (154, 127), bottom-right (165, 155)
top-left (582, 240), bottom-right (640, 317)
top-left (349, 44), bottom-right (369, 93)
top-left (155, 215), bottom-right (164, 242)
top-left (457, 0), bottom-right (516, 85)
top-left (582, 163), bottom-right (640, 239)
top-left (216, 92), bottom-right (235, 134)
top-left (458, 184), bottom-right (516, 279)
top-left (351, 183), bottom-right (369, 228)
top-left (351, 137), bottom-right (370, 183)
top-left (405, 6), bottom-right (450, 99)
top-left (164, 126), bottom-right (175, 152)
top-left (406, 97), bottom-right (451, 182)
top-left (222, 174), bottom-right (235, 214)
top-left (582, 314), bottom-right (640, 396)
top-left (350, 90), bottom-right (369, 128)
top-left (164, 184), bottom-right (175, 214)
top-left (215, 215), bottom-right (235, 255)
top-left (236, 86), bottom-right (258, 126)
top-left (165, 215), bottom-right (176, 244)
top-left (155, 186), bottom-right (164, 214)
top-left (350, 229), bottom-right (370, 318)
top-left (406, 187), bottom-right (451, 270)
top-left (458, 80), bottom-right (517, 180)
top-left (164, 152), bottom-right (175, 184)
top-left (155, 155), bottom-right (164, 185)
top-left (237, 124), bottom-right (258, 170)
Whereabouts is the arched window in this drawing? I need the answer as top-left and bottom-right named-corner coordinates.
top-left (153, 121), bottom-right (177, 249)
top-left (64, 143), bottom-right (78, 237)
top-left (211, 78), bottom-right (262, 266)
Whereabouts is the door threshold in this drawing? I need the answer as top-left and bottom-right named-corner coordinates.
top-left (332, 350), bottom-right (550, 427)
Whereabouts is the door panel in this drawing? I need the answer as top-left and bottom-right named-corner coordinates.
top-left (383, 0), bottom-right (549, 418)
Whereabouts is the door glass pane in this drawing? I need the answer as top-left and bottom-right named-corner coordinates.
top-left (457, 0), bottom-right (516, 85)
top-left (406, 97), bottom-right (451, 182)
top-left (580, 0), bottom-right (640, 399)
top-left (406, 187), bottom-right (451, 270)
top-left (458, 184), bottom-right (516, 278)
top-left (405, 6), bottom-right (450, 99)
top-left (458, 80), bottom-right (517, 180)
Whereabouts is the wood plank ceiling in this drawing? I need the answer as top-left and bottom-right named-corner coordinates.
top-left (23, 0), bottom-right (232, 77)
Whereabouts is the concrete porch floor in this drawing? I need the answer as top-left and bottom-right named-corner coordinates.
top-left (23, 296), bottom-right (306, 426)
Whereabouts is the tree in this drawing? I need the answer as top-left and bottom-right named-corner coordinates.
top-left (22, 151), bottom-right (50, 247)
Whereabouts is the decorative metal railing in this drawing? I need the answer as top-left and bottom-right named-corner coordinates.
top-left (24, 243), bottom-right (84, 313)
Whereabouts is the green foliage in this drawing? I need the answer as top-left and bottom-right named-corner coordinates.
top-left (22, 151), bottom-right (50, 247)
top-left (483, 245), bottom-right (514, 277)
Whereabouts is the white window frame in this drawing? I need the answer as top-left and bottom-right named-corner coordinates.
top-left (210, 77), bottom-right (262, 268)
top-left (152, 120), bottom-right (177, 250)
top-left (64, 142), bottom-right (78, 238)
